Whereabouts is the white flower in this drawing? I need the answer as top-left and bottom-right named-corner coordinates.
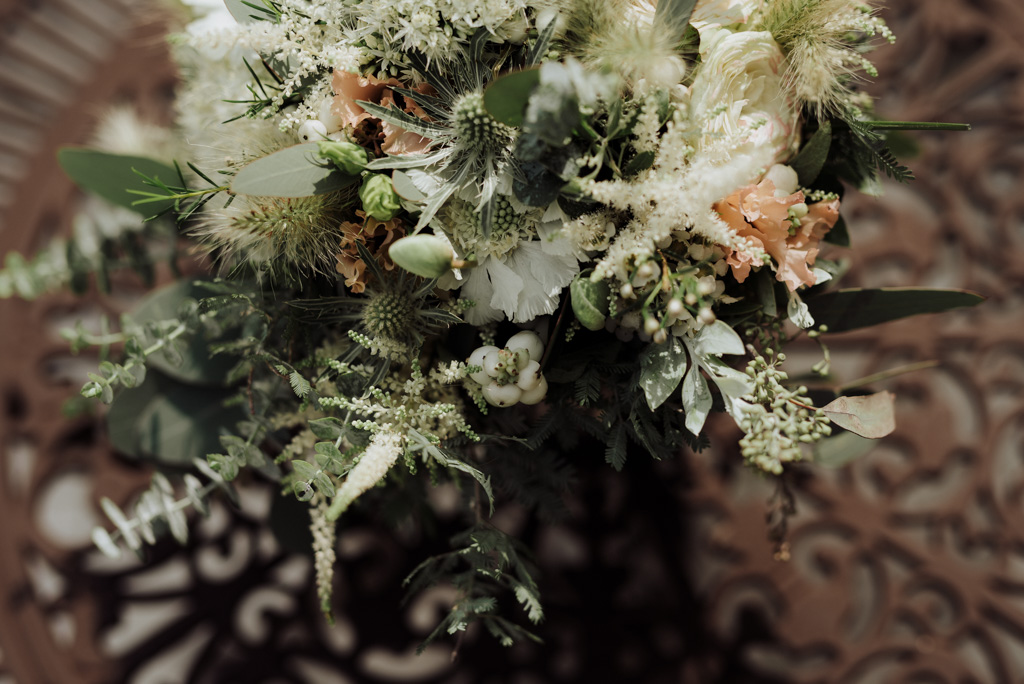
top-left (458, 240), bottom-right (579, 325)
top-left (692, 0), bottom-right (760, 31)
top-left (687, 29), bottom-right (800, 167)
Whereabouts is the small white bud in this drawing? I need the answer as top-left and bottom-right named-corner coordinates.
top-left (298, 120), bottom-right (328, 143)
top-left (699, 307), bottom-right (716, 324)
top-left (667, 299), bottom-right (685, 318)
top-left (652, 329), bottom-right (668, 344)
top-left (619, 283), bottom-right (634, 299)
top-left (790, 202), bottom-right (809, 218)
top-left (643, 317), bottom-right (661, 335)
top-left (764, 164), bottom-right (800, 196)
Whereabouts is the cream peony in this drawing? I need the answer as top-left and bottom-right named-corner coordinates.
top-left (688, 29), bottom-right (800, 171)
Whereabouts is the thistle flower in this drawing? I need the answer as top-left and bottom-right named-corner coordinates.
top-left (192, 190), bottom-right (355, 279)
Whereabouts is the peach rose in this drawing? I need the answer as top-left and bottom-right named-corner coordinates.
top-left (716, 180), bottom-right (839, 291)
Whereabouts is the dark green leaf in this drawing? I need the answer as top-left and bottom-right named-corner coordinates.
top-left (230, 143), bottom-right (359, 197)
top-left (58, 147), bottom-right (177, 216)
top-left (789, 121), bottom-right (832, 187)
top-left (654, 0), bottom-right (698, 44)
top-left (624, 151), bottom-right (655, 177)
top-left (483, 68), bottom-right (540, 127)
top-left (309, 417), bottom-right (348, 441)
top-left (806, 287), bottom-right (985, 333)
top-left (823, 214), bottom-right (850, 247)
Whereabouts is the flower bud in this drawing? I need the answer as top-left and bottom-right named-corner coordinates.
top-left (317, 140), bottom-right (368, 175)
top-left (388, 234), bottom-right (454, 278)
top-left (570, 275), bottom-right (611, 331)
top-left (359, 173), bottom-right (402, 221)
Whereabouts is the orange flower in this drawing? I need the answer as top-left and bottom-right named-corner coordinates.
top-left (716, 179), bottom-right (839, 291)
top-left (335, 211), bottom-right (405, 293)
top-left (331, 71), bottom-right (434, 156)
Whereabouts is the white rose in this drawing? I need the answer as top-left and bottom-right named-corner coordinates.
top-left (687, 29), bottom-right (800, 167)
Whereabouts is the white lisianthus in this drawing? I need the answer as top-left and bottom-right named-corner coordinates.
top-left (688, 29), bottom-right (800, 169)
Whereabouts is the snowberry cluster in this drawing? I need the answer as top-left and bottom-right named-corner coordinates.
top-left (466, 330), bottom-right (548, 408)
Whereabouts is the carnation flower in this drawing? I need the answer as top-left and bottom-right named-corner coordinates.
top-left (716, 179), bottom-right (839, 291)
top-left (331, 71), bottom-right (434, 155)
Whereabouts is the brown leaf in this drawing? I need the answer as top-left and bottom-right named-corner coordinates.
top-left (821, 391), bottom-right (895, 439)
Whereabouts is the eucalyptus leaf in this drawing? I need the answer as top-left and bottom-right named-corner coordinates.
top-left (107, 370), bottom-right (246, 467)
top-left (230, 143), bottom-right (359, 197)
top-left (58, 147), bottom-right (177, 216)
top-left (483, 68), bottom-right (540, 127)
top-left (821, 391), bottom-right (895, 439)
top-left (806, 288), bottom-right (984, 333)
top-left (131, 280), bottom-right (236, 386)
top-left (639, 337), bottom-right (687, 410)
top-left (692, 320), bottom-right (745, 357)
top-left (813, 431), bottom-right (877, 468)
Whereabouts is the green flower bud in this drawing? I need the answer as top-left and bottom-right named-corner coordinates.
top-left (359, 173), bottom-right (402, 221)
top-left (570, 272), bottom-right (611, 331)
top-left (388, 235), bottom-right (454, 278)
top-left (317, 141), bottom-right (368, 175)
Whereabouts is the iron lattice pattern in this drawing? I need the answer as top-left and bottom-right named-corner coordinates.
top-left (0, 1), bottom-right (1022, 682)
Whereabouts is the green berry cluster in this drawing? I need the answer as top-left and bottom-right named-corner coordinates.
top-left (739, 352), bottom-right (831, 475)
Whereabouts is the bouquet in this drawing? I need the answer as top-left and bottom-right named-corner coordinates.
top-left (0, 0), bottom-right (979, 651)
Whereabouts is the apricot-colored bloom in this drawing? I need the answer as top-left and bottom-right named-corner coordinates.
top-left (335, 211), bottom-right (405, 293)
top-left (331, 71), bottom-right (433, 156)
top-left (716, 179), bottom-right (839, 291)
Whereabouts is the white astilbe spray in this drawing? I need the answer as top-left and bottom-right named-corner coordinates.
top-left (327, 430), bottom-right (405, 520)
top-left (310, 497), bottom-right (337, 619)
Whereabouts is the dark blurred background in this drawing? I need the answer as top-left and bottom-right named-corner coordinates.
top-left (1, 0), bottom-right (1022, 682)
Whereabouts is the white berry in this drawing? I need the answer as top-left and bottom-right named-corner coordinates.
top-left (483, 382), bottom-right (522, 407)
top-left (505, 330), bottom-right (544, 362)
top-left (298, 120), bottom-right (328, 143)
top-left (516, 360), bottom-right (542, 391)
top-left (519, 377), bottom-right (548, 405)
top-left (468, 345), bottom-right (497, 385)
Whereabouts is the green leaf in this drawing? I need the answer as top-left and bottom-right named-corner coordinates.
top-left (624, 150), bottom-right (655, 177)
top-left (288, 371), bottom-right (312, 397)
top-left (806, 287), bottom-right (985, 333)
top-left (681, 361), bottom-right (712, 435)
top-left (654, 0), bottom-right (698, 44)
top-left (569, 274), bottom-right (610, 331)
top-left (821, 391), bottom-right (895, 439)
top-left (484, 68), bottom-right (540, 127)
top-left (230, 143), bottom-right (359, 197)
top-left (58, 147), bottom-right (177, 216)
top-left (638, 337), bottom-right (687, 410)
top-left (789, 121), bottom-right (832, 187)
top-left (309, 417), bottom-right (348, 441)
top-left (813, 431), bottom-right (876, 468)
top-left (131, 280), bottom-right (236, 386)
top-left (291, 459), bottom-right (319, 481)
top-left (107, 370), bottom-right (246, 467)
top-left (408, 429), bottom-right (494, 513)
top-left (823, 214), bottom-right (850, 247)
top-left (605, 423), bottom-right (627, 470)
